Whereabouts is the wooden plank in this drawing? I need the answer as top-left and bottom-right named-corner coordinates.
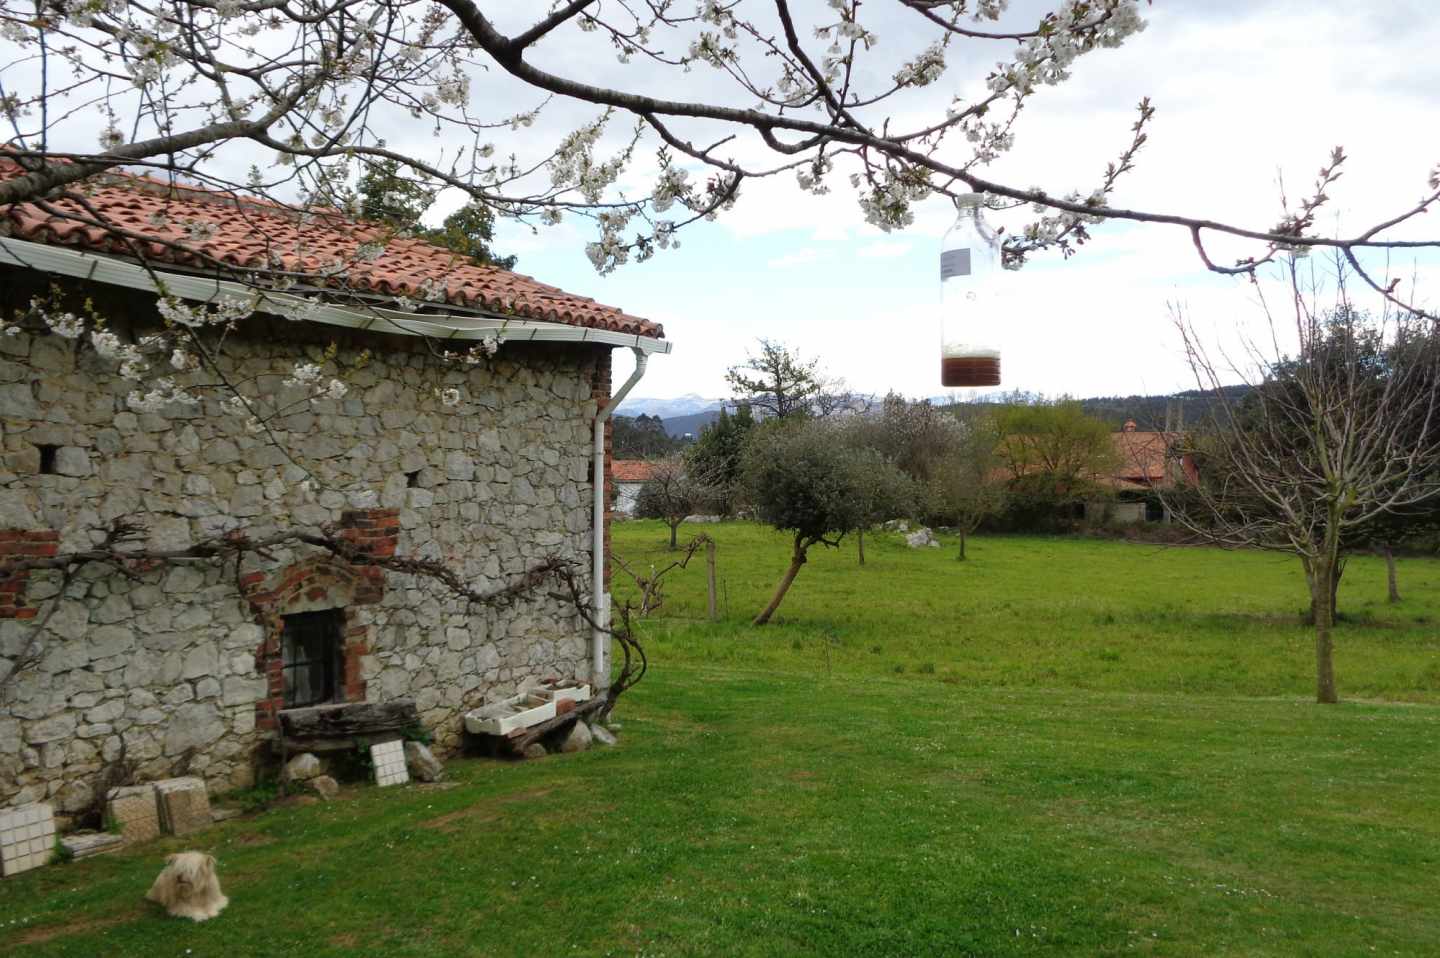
top-left (508, 697), bottom-right (606, 752)
top-left (269, 732), bottom-right (401, 755)
top-left (278, 701), bottom-right (419, 739)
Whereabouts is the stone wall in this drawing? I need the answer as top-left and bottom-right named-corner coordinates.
top-left (0, 273), bottom-right (612, 815)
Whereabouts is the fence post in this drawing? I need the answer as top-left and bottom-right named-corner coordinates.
top-left (706, 538), bottom-right (719, 621)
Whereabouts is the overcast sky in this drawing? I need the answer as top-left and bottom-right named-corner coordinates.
top-left (481, 0), bottom-right (1440, 403)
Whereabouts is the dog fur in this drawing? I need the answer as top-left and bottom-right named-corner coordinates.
top-left (145, 851), bottom-right (228, 922)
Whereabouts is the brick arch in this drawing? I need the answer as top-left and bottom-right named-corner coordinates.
top-left (238, 509), bottom-right (398, 729)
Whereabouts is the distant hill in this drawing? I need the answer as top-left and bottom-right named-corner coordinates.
top-left (620, 386), bottom-right (1252, 446)
top-left (661, 409), bottom-right (721, 439)
top-left (1075, 387), bottom-right (1250, 429)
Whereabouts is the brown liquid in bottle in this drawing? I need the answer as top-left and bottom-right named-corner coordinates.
top-left (941, 356), bottom-right (1001, 388)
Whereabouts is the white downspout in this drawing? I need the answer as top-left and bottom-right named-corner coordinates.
top-left (592, 346), bottom-right (648, 689)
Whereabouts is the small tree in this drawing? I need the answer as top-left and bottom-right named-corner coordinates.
top-left (744, 421), bottom-right (913, 624)
top-left (353, 159), bottom-right (516, 269)
top-left (725, 339), bottom-right (827, 420)
top-left (844, 393), bottom-right (961, 486)
top-left (840, 395), bottom-right (957, 563)
top-left (685, 403), bottom-right (757, 516)
top-left (634, 456), bottom-right (715, 550)
top-left (929, 408), bottom-right (1008, 560)
top-left (1169, 262), bottom-right (1440, 704)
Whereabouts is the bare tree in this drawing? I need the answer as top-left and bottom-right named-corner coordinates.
top-left (611, 534), bottom-right (711, 618)
top-left (1168, 259), bottom-right (1440, 704)
top-left (634, 455), bottom-right (716, 549)
top-left (929, 407), bottom-right (1007, 560)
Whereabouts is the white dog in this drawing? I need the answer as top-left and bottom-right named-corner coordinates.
top-left (145, 851), bottom-right (229, 922)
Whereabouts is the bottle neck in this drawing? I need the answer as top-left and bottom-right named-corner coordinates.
top-left (954, 203), bottom-right (996, 245)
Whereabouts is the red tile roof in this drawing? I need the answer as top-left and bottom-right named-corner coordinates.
top-left (0, 160), bottom-right (662, 340)
top-left (1110, 430), bottom-right (1198, 488)
top-left (611, 460), bottom-right (658, 482)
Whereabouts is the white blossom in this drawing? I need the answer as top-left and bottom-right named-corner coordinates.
top-left (127, 378), bottom-right (197, 413)
top-left (32, 299), bottom-right (85, 338)
top-left (219, 395), bottom-right (249, 417)
top-left (282, 362), bottom-right (324, 389)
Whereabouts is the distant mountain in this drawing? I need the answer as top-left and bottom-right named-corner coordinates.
top-left (615, 394), bottom-right (725, 419)
top-left (660, 409), bottom-right (722, 439)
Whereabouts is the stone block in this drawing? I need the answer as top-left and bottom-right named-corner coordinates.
top-left (60, 831), bottom-right (124, 859)
top-left (403, 741), bottom-right (443, 783)
top-left (106, 784), bottom-right (162, 845)
top-left (153, 776), bottom-right (212, 837)
top-left (559, 721), bottom-right (592, 754)
top-left (283, 752), bottom-right (322, 783)
top-left (309, 775), bottom-right (340, 801)
top-left (0, 802), bottom-right (55, 877)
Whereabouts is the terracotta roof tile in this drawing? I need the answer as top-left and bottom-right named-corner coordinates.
top-left (611, 460), bottom-right (659, 482)
top-left (0, 161), bottom-right (663, 340)
top-left (1111, 431), bottom-right (1170, 482)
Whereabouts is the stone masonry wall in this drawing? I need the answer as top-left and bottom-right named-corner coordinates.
top-left (0, 273), bottom-right (612, 815)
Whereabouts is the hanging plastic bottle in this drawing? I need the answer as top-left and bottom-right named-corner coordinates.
top-left (939, 193), bottom-right (1002, 388)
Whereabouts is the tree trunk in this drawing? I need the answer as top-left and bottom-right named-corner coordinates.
top-left (1380, 543), bottom-right (1400, 602)
top-left (857, 529), bottom-right (865, 566)
top-left (668, 520), bottom-right (679, 550)
top-left (753, 536), bottom-right (808, 626)
top-left (1311, 557), bottom-right (1339, 704)
top-left (957, 529), bottom-right (967, 561)
top-left (1303, 557), bottom-right (1342, 625)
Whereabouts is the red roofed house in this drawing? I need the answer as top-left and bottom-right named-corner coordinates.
top-left (0, 163), bottom-right (668, 815)
top-left (611, 459), bottom-right (659, 516)
top-left (1100, 420), bottom-right (1198, 522)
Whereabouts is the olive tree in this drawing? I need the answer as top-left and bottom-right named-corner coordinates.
top-left (744, 420), bottom-right (914, 625)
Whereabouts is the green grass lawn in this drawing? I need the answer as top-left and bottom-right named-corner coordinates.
top-left (3, 524), bottom-right (1437, 955)
top-left (613, 521), bottom-right (1440, 704)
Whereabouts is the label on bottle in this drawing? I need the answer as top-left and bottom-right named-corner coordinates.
top-left (940, 248), bottom-right (971, 280)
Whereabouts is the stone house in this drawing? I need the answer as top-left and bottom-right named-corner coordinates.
top-left (0, 167), bottom-right (668, 816)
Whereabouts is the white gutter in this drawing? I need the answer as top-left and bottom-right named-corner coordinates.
top-left (0, 236), bottom-right (671, 354)
top-left (592, 347), bottom-right (648, 689)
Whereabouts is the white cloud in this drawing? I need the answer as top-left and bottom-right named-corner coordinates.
top-left (767, 248), bottom-right (823, 270)
top-left (856, 241), bottom-right (913, 260)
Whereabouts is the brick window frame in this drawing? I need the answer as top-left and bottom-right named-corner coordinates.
top-left (240, 509), bottom-right (397, 730)
top-left (0, 530), bottom-right (59, 619)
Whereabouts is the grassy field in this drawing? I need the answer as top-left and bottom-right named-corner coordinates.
top-left (3, 524), bottom-right (1437, 955)
top-left (612, 521), bottom-right (1440, 704)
